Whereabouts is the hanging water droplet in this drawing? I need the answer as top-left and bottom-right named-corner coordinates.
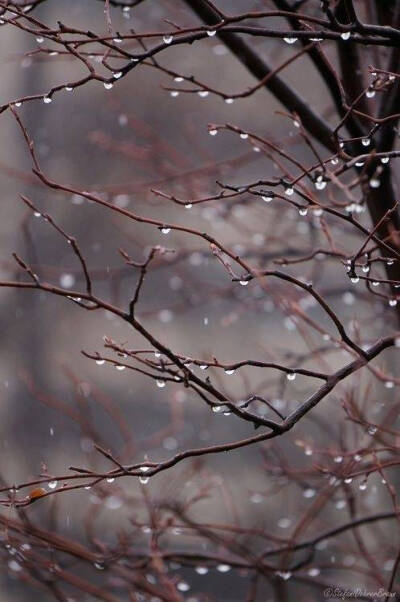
top-left (170, 91), bottom-right (179, 97)
top-left (285, 187), bottom-right (294, 196)
top-left (195, 566), bottom-right (209, 575)
top-left (198, 90), bottom-right (209, 98)
top-left (96, 359), bottom-right (105, 365)
top-left (369, 178), bottom-right (380, 188)
top-left (368, 425), bottom-right (377, 435)
top-left (48, 480), bottom-right (57, 490)
top-left (209, 128), bottom-right (218, 136)
top-left (177, 581), bottom-right (190, 592)
top-left (287, 372), bottom-right (296, 381)
top-left (139, 475), bottom-right (149, 484)
top-left (276, 570), bottom-right (292, 580)
top-left (161, 226), bottom-right (171, 234)
top-left (350, 276), bottom-right (359, 284)
top-left (283, 37), bottom-right (297, 44)
top-left (156, 380), bottom-right (166, 388)
top-left (240, 132), bottom-right (248, 139)
top-left (239, 280), bottom-right (249, 286)
top-left (366, 89), bottom-right (375, 98)
top-left (389, 299), bottom-right (398, 307)
top-left (207, 30), bottom-right (216, 37)
top-left (331, 157), bottom-right (339, 165)
top-left (225, 98), bottom-right (234, 104)
top-left (278, 517), bottom-right (292, 529)
top-left (308, 567), bottom-right (321, 577)
top-left (113, 71), bottom-right (123, 79)
top-left (94, 562), bottom-right (105, 570)
top-left (303, 488), bottom-right (315, 498)
top-left (115, 365), bottom-right (125, 371)
top-left (261, 191), bottom-right (274, 202)
top-left (106, 478), bottom-right (115, 483)
top-left (104, 82), bottom-right (113, 90)
top-left (385, 381), bottom-right (394, 389)
top-left (362, 265), bottom-right (370, 273)
top-left (200, 364), bottom-right (208, 370)
top-left (315, 179), bottom-right (327, 190)
top-left (217, 564), bottom-right (231, 573)
top-left (65, 86), bottom-right (73, 92)
top-left (354, 454), bottom-right (362, 462)
top-left (225, 369), bottom-right (235, 375)
top-left (359, 481), bottom-right (367, 490)
top-left (185, 203), bottom-right (192, 209)
top-left (163, 34), bottom-right (173, 44)
top-left (43, 96), bottom-right (52, 104)
top-left (334, 456), bottom-right (343, 463)
top-left (344, 477), bottom-right (352, 484)
top-left (361, 137), bottom-right (371, 147)
top-left (341, 31), bottom-right (351, 40)
top-left (299, 208), bottom-right (308, 216)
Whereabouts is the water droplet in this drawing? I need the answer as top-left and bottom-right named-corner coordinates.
top-left (106, 478), bottom-right (115, 483)
top-left (354, 454), bottom-right (362, 462)
top-left (284, 37), bottom-right (297, 44)
top-left (240, 133), bottom-right (248, 139)
top-left (161, 226), bottom-right (171, 234)
top-left (156, 380), bottom-right (166, 388)
top-left (278, 517), bottom-right (291, 529)
top-left (195, 566), bottom-right (208, 575)
top-left (209, 128), bottom-right (218, 136)
top-left (308, 567), bottom-right (321, 577)
top-left (139, 475), bottom-right (149, 484)
top-left (225, 98), bottom-right (234, 104)
top-left (341, 31), bottom-right (351, 40)
top-left (207, 30), bottom-right (216, 37)
top-left (60, 273), bottom-right (75, 288)
top-left (113, 71), bottom-right (123, 79)
top-left (198, 90), bottom-right (209, 98)
top-left (94, 562), bottom-right (105, 570)
top-left (115, 365), bottom-right (125, 371)
top-left (163, 35), bottom-right (173, 44)
top-left (239, 280), bottom-right (249, 286)
top-left (200, 364), bottom-right (208, 370)
top-left (385, 381), bottom-right (394, 389)
top-left (48, 480), bottom-right (57, 490)
top-left (185, 203), bottom-right (193, 209)
top-left (43, 96), bottom-right (52, 104)
top-left (170, 91), bottom-right (179, 97)
top-left (285, 187), bottom-right (294, 196)
top-left (103, 82), bottom-right (113, 90)
top-left (217, 564), bottom-right (231, 573)
top-left (350, 276), bottom-right (359, 284)
top-left (276, 571), bottom-right (292, 580)
top-left (344, 477), bottom-right (352, 484)
top-left (287, 372), bottom-right (296, 381)
top-left (262, 193), bottom-right (274, 202)
top-left (366, 89), bottom-right (375, 98)
top-left (369, 178), bottom-right (380, 188)
top-left (359, 481), bottom-right (367, 490)
top-left (315, 179), bottom-right (327, 190)
top-left (224, 369), bottom-right (235, 375)
top-left (303, 488), bottom-right (316, 498)
top-left (361, 137), bottom-right (371, 147)
top-left (177, 582), bottom-right (190, 592)
top-left (65, 86), bottom-right (73, 92)
top-left (299, 208), bottom-right (308, 216)
top-left (389, 299), bottom-right (398, 307)
top-left (334, 456), bottom-right (343, 463)
top-left (368, 425), bottom-right (377, 435)
top-left (96, 359), bottom-right (105, 365)
top-left (381, 157), bottom-right (390, 164)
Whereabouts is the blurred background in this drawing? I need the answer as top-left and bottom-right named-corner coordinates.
top-left (0, 1), bottom-right (398, 600)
